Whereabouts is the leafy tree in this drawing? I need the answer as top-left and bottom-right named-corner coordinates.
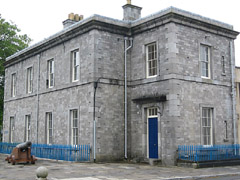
top-left (0, 15), bottom-right (31, 141)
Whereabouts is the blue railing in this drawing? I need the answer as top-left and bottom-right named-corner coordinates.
top-left (178, 144), bottom-right (240, 162)
top-left (0, 142), bottom-right (91, 162)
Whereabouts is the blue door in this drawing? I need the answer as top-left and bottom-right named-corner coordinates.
top-left (149, 117), bottom-right (158, 158)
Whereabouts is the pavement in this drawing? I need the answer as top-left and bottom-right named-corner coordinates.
top-left (1, 154), bottom-right (240, 180)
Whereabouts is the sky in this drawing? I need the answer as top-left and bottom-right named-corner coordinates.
top-left (0, 0), bottom-right (240, 65)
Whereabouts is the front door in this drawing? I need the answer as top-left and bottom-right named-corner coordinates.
top-left (149, 117), bottom-right (158, 158)
top-left (148, 108), bottom-right (158, 159)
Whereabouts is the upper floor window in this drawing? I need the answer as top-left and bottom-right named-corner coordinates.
top-left (200, 45), bottom-right (211, 78)
top-left (11, 73), bottom-right (16, 97)
top-left (26, 67), bottom-right (33, 93)
top-left (71, 50), bottom-right (80, 82)
top-left (146, 43), bottom-right (157, 78)
top-left (47, 59), bottom-right (54, 88)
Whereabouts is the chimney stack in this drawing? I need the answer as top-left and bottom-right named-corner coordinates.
top-left (63, 13), bottom-right (84, 28)
top-left (123, 0), bottom-right (142, 21)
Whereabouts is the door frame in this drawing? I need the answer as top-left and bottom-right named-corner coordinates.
top-left (147, 107), bottom-right (159, 158)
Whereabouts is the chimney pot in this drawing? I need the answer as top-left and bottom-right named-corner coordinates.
top-left (68, 13), bottom-right (75, 20)
top-left (74, 14), bottom-right (80, 21)
top-left (127, 0), bottom-right (131, 4)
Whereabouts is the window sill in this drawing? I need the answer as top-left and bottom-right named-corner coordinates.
top-left (201, 76), bottom-right (211, 79)
top-left (146, 75), bottom-right (158, 79)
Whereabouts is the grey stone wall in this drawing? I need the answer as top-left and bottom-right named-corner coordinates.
top-left (128, 22), bottom-right (235, 165)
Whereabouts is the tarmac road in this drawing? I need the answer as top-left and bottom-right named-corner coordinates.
top-left (2, 154), bottom-right (240, 180)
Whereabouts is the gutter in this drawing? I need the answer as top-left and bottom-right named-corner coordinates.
top-left (124, 37), bottom-right (133, 159)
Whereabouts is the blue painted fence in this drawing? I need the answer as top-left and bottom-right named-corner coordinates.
top-left (0, 142), bottom-right (91, 162)
top-left (178, 144), bottom-right (240, 162)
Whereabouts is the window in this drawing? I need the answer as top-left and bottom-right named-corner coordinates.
top-left (9, 117), bottom-right (14, 143)
top-left (71, 50), bottom-right (80, 82)
top-left (221, 56), bottom-right (225, 74)
top-left (202, 108), bottom-right (213, 145)
top-left (70, 109), bottom-right (78, 145)
top-left (148, 107), bottom-right (158, 117)
top-left (200, 45), bottom-right (211, 78)
top-left (11, 73), bottom-right (16, 97)
top-left (47, 59), bottom-right (54, 88)
top-left (146, 43), bottom-right (157, 78)
top-left (46, 112), bottom-right (53, 144)
top-left (26, 67), bottom-right (33, 93)
top-left (25, 115), bottom-right (31, 141)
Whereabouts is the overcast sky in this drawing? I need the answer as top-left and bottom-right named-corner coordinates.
top-left (1, 0), bottom-right (239, 65)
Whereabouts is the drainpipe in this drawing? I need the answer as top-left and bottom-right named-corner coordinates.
top-left (93, 77), bottom-right (102, 162)
top-left (124, 37), bottom-right (133, 159)
top-left (230, 40), bottom-right (237, 145)
top-left (36, 54), bottom-right (41, 144)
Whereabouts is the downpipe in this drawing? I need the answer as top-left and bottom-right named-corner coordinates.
top-left (36, 54), bottom-right (41, 144)
top-left (124, 37), bottom-right (133, 159)
top-left (230, 41), bottom-right (237, 145)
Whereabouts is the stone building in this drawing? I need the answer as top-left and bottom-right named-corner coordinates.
top-left (3, 1), bottom-right (239, 165)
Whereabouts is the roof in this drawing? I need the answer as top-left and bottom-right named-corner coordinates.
top-left (5, 6), bottom-right (239, 66)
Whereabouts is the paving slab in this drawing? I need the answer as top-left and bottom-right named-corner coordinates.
top-left (1, 154), bottom-right (240, 180)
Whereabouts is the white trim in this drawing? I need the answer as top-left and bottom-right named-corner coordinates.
top-left (71, 50), bottom-right (80, 82)
top-left (46, 112), bottom-right (53, 144)
top-left (200, 44), bottom-right (211, 79)
top-left (25, 115), bottom-right (31, 141)
top-left (47, 59), bottom-right (54, 88)
top-left (146, 43), bottom-right (158, 78)
top-left (26, 67), bottom-right (33, 94)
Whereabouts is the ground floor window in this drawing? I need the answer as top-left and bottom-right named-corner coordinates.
top-left (25, 115), bottom-right (31, 141)
top-left (46, 112), bottom-right (53, 144)
top-left (202, 107), bottom-right (213, 145)
top-left (9, 117), bottom-right (14, 143)
top-left (70, 109), bottom-right (78, 145)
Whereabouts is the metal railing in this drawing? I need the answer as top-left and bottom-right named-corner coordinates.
top-left (0, 142), bottom-right (91, 162)
top-left (178, 144), bottom-right (240, 162)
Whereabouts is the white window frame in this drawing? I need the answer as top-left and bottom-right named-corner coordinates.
top-left (11, 73), bottom-right (16, 97)
top-left (70, 109), bottom-right (79, 145)
top-left (202, 107), bottom-right (213, 146)
top-left (46, 112), bottom-right (53, 144)
top-left (25, 115), bottom-right (31, 141)
top-left (9, 117), bottom-right (14, 143)
top-left (146, 43), bottom-right (158, 78)
top-left (71, 50), bottom-right (80, 82)
top-left (26, 67), bottom-right (33, 93)
top-left (47, 59), bottom-right (54, 88)
top-left (200, 44), bottom-right (211, 79)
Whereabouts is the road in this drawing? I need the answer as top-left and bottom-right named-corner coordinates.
top-left (200, 175), bottom-right (240, 180)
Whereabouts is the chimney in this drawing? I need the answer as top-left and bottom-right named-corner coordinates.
top-left (62, 13), bottom-right (84, 28)
top-left (122, 0), bottom-right (142, 21)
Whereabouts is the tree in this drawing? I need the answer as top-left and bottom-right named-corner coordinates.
top-left (0, 15), bottom-right (31, 141)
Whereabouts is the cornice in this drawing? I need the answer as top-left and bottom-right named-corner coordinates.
top-left (5, 7), bottom-right (239, 67)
